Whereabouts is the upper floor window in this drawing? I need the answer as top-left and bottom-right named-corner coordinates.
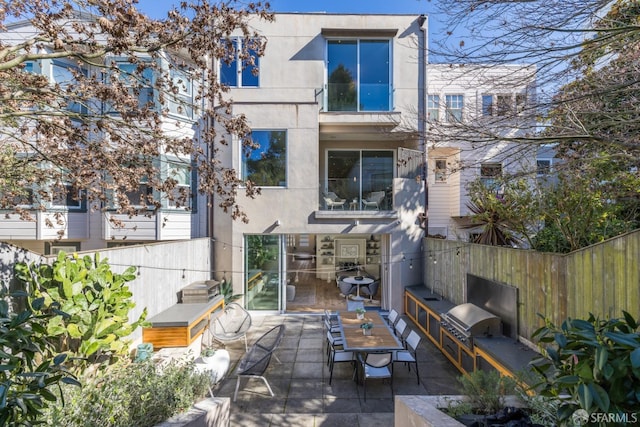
top-left (168, 67), bottom-right (194, 119)
top-left (220, 38), bottom-right (260, 88)
top-left (166, 162), bottom-right (192, 208)
top-left (327, 39), bottom-right (391, 112)
top-left (483, 93), bottom-right (527, 117)
top-left (427, 95), bottom-right (440, 121)
top-left (242, 130), bottom-right (287, 187)
top-left (52, 61), bottom-right (87, 115)
top-left (482, 95), bottom-right (493, 117)
top-left (445, 94), bottom-right (463, 122)
top-left (434, 159), bottom-right (447, 182)
top-left (52, 184), bottom-right (84, 210)
top-left (480, 163), bottom-right (502, 189)
top-left (108, 62), bottom-right (154, 112)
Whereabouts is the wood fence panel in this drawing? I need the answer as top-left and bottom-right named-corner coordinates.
top-left (424, 229), bottom-right (640, 342)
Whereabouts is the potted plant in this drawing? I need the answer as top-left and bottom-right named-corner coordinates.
top-left (201, 346), bottom-right (218, 363)
top-left (360, 322), bottom-right (374, 336)
top-left (355, 307), bottom-right (366, 320)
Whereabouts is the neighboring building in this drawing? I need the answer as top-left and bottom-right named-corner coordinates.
top-left (425, 64), bottom-right (538, 241)
top-left (0, 17), bottom-right (206, 254)
top-left (211, 13), bottom-right (537, 314)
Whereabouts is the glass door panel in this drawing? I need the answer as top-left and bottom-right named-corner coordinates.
top-left (245, 235), bottom-right (281, 310)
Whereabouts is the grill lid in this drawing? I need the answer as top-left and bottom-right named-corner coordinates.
top-left (445, 303), bottom-right (499, 330)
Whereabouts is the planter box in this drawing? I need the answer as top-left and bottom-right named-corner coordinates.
top-left (394, 395), bottom-right (526, 427)
top-left (154, 397), bottom-right (230, 427)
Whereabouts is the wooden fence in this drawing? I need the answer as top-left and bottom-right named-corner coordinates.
top-left (423, 229), bottom-right (640, 342)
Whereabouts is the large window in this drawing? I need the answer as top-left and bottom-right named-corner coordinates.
top-left (220, 38), bottom-right (260, 87)
top-left (242, 130), bottom-right (287, 187)
top-left (327, 39), bottom-right (391, 112)
top-left (445, 95), bottom-right (463, 122)
top-left (326, 150), bottom-right (393, 209)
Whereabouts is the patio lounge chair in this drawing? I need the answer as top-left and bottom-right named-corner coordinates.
top-left (209, 302), bottom-right (252, 350)
top-left (233, 324), bottom-right (286, 401)
top-left (362, 191), bottom-right (385, 210)
top-left (323, 191), bottom-right (346, 210)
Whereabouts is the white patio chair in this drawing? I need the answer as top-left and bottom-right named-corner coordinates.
top-left (362, 191), bottom-right (385, 210)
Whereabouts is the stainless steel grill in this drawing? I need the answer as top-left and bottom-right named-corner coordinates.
top-left (440, 303), bottom-right (502, 347)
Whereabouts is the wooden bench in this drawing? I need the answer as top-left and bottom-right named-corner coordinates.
top-left (142, 295), bottom-right (224, 349)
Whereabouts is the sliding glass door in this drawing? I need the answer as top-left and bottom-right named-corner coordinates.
top-left (326, 150), bottom-right (394, 210)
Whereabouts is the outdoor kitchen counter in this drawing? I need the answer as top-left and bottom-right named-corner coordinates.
top-left (474, 336), bottom-right (539, 375)
top-left (404, 284), bottom-right (455, 314)
top-left (404, 285), bottom-right (539, 378)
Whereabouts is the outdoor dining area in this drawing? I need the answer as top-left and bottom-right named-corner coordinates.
top-left (204, 306), bottom-right (462, 426)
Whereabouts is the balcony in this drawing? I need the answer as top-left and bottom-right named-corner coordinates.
top-left (315, 179), bottom-right (398, 221)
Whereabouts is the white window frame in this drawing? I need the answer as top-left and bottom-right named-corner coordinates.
top-left (427, 95), bottom-right (440, 121)
top-left (445, 94), bottom-right (464, 122)
top-left (434, 159), bottom-right (448, 183)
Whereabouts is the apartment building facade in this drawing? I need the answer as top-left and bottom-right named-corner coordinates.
top-left (0, 17), bottom-right (206, 255)
top-left (211, 13), bottom-right (537, 314)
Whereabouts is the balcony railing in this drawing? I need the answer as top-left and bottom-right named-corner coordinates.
top-left (320, 179), bottom-right (392, 212)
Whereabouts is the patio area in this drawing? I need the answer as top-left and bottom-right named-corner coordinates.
top-left (206, 312), bottom-right (463, 426)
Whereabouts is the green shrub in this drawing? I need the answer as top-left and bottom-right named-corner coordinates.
top-left (15, 251), bottom-right (148, 373)
top-left (44, 358), bottom-right (211, 427)
top-left (0, 285), bottom-right (80, 425)
top-left (531, 312), bottom-right (640, 424)
top-left (457, 370), bottom-right (517, 414)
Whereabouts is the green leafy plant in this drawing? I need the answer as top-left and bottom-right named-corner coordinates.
top-left (360, 322), bottom-right (374, 330)
top-left (0, 284), bottom-right (80, 425)
top-left (220, 279), bottom-right (242, 305)
top-left (15, 251), bottom-right (148, 372)
top-left (457, 370), bottom-right (517, 415)
top-left (355, 307), bottom-right (366, 315)
top-left (44, 358), bottom-right (211, 427)
top-left (531, 312), bottom-right (640, 424)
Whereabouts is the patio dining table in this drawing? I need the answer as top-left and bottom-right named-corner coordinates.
top-left (336, 310), bottom-right (404, 352)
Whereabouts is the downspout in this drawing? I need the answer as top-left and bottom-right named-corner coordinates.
top-left (418, 15), bottom-right (429, 234)
top-left (207, 59), bottom-right (215, 281)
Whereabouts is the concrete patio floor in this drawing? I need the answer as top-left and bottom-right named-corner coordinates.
top-left (207, 312), bottom-right (463, 426)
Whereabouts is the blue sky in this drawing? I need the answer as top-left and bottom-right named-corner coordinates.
top-left (136, 0), bottom-right (449, 40)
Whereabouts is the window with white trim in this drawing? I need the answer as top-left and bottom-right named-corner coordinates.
top-left (434, 159), bottom-right (447, 183)
top-left (427, 95), bottom-right (440, 121)
top-left (480, 163), bottom-right (502, 189)
top-left (168, 67), bottom-right (194, 119)
top-left (52, 61), bottom-right (88, 115)
top-left (445, 94), bottom-right (463, 122)
top-left (166, 162), bottom-right (192, 208)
